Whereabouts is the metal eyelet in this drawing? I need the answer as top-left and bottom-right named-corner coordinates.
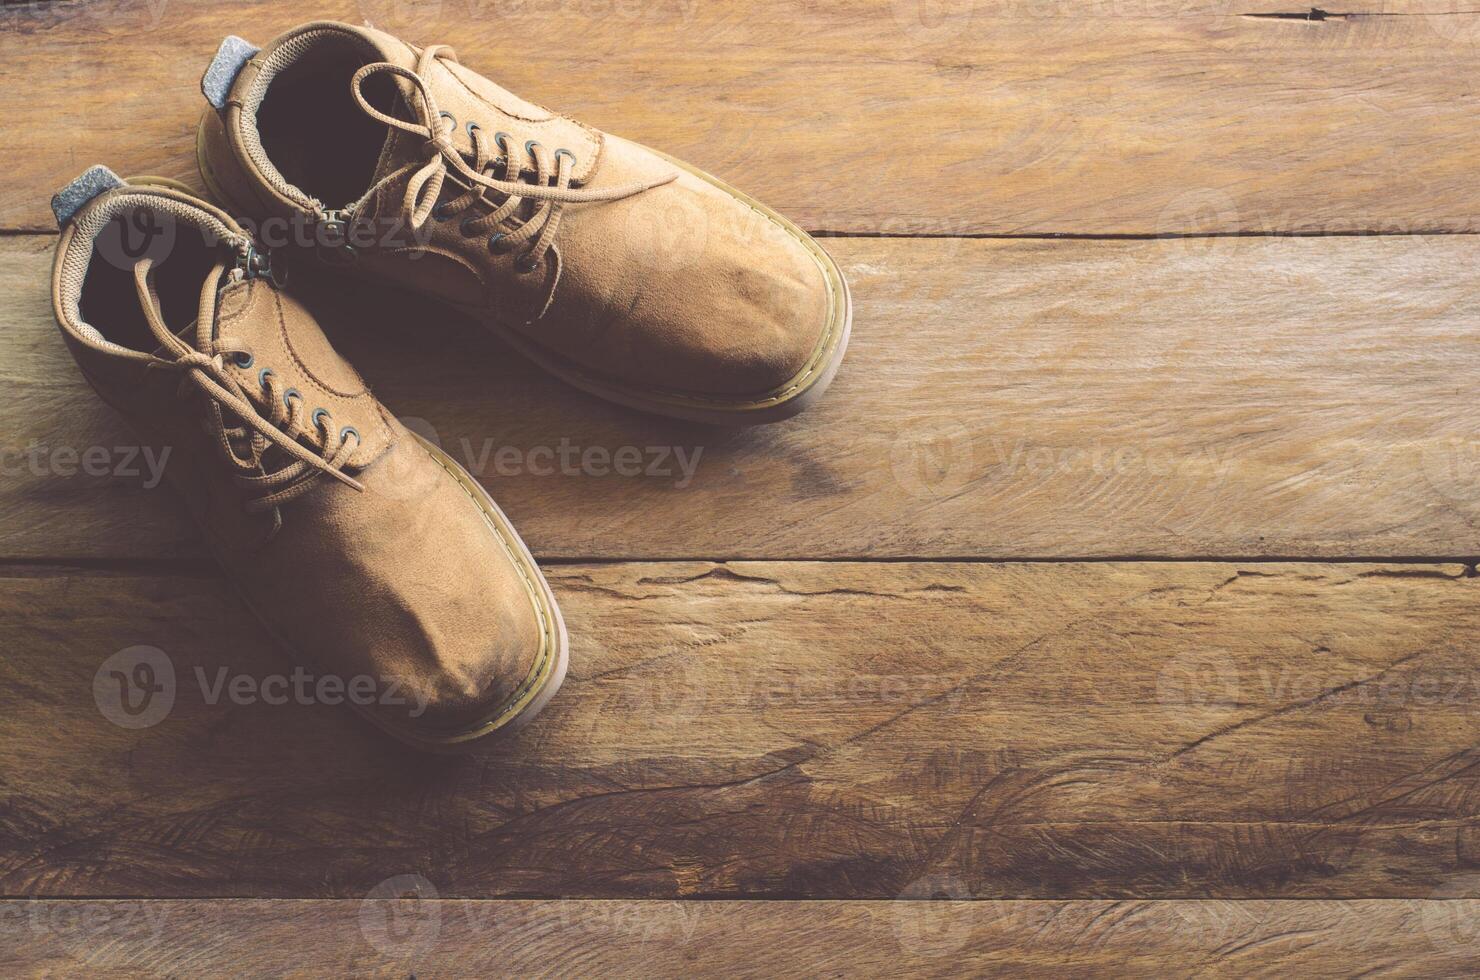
top-left (465, 120), bottom-right (481, 139)
top-left (282, 387), bottom-right (302, 409)
top-left (458, 215), bottom-right (480, 236)
top-left (487, 232), bottom-right (511, 254)
top-left (231, 352), bottom-right (254, 369)
top-left (493, 131), bottom-right (512, 151)
top-left (524, 140), bottom-right (542, 157)
top-left (439, 111), bottom-right (456, 129)
top-left (311, 408), bottom-right (331, 430)
top-left (339, 426), bottom-right (360, 445)
top-left (257, 367), bottom-right (274, 389)
top-left (433, 202), bottom-right (455, 221)
top-left (554, 148), bottom-right (577, 167)
top-left (514, 252), bottom-right (540, 274)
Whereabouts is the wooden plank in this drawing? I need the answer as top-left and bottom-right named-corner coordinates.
top-left (5, 233), bottom-right (1480, 561)
top-left (5, 0), bottom-right (1480, 233)
top-left (6, 898), bottom-right (1480, 977)
top-left (1, 560), bottom-right (1477, 899)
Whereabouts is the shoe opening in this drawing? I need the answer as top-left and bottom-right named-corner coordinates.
top-left (256, 34), bottom-right (403, 208)
top-left (80, 206), bottom-right (218, 353)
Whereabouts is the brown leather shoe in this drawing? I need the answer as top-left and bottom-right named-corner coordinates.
top-left (49, 168), bottom-right (567, 750)
top-left (195, 22), bottom-right (851, 424)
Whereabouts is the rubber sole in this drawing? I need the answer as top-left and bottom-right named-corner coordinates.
top-left (196, 114), bottom-right (852, 425)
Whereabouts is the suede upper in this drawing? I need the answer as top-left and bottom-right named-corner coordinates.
top-left (198, 21), bottom-right (845, 413)
top-left (50, 182), bottom-right (560, 741)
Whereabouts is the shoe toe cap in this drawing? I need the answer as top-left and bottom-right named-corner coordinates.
top-left (543, 137), bottom-right (838, 399)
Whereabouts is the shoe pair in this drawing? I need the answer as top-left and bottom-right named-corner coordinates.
top-left (50, 21), bottom-right (851, 749)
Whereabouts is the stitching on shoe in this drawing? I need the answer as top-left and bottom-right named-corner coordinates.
top-left (435, 54), bottom-right (555, 124)
top-left (271, 288), bottom-right (372, 398)
top-left (434, 56), bottom-right (604, 181)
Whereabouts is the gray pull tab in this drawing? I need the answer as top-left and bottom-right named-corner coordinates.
top-left (50, 165), bottom-right (125, 228)
top-left (201, 35), bottom-right (259, 110)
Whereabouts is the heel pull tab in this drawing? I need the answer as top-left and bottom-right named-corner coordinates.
top-left (201, 36), bottom-right (260, 110)
top-left (50, 166), bottom-right (125, 228)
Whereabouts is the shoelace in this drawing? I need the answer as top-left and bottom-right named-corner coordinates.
top-left (349, 45), bottom-right (676, 310)
top-left (134, 251), bottom-right (363, 540)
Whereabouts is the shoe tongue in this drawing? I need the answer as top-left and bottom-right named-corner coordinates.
top-left (349, 34), bottom-right (438, 189)
top-left (133, 260), bottom-right (217, 361)
top-left (368, 124), bottom-right (422, 189)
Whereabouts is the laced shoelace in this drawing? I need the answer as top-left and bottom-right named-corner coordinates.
top-left (349, 45), bottom-right (677, 311)
top-left (134, 252), bottom-right (364, 541)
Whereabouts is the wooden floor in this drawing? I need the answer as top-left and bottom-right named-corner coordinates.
top-left (4, 0), bottom-right (1480, 975)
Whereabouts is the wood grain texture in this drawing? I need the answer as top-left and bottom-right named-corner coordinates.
top-left (5, 898), bottom-right (1480, 977)
top-left (5, 234), bottom-right (1480, 561)
top-left (4, 0), bottom-right (1480, 233)
top-left (2, 560), bottom-right (1477, 899)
